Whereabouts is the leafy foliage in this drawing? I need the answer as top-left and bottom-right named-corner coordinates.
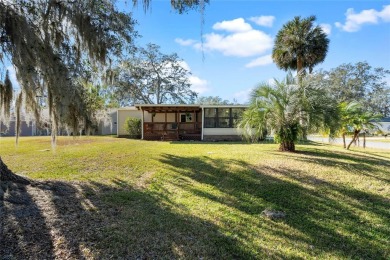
top-left (124, 117), bottom-right (141, 138)
top-left (196, 96), bottom-right (233, 105)
top-left (238, 73), bottom-right (302, 151)
top-left (272, 16), bottom-right (329, 75)
top-left (111, 43), bottom-right (197, 105)
top-left (336, 101), bottom-right (382, 149)
top-left (135, 0), bottom-right (209, 14)
top-left (239, 73), bottom-right (337, 151)
top-left (315, 62), bottom-right (390, 117)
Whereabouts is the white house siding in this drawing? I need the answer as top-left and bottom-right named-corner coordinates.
top-left (117, 108), bottom-right (143, 136)
top-left (203, 128), bottom-right (243, 141)
top-left (97, 110), bottom-right (118, 135)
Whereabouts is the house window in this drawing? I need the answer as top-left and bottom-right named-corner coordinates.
top-left (204, 108), bottom-right (217, 128)
top-left (204, 108), bottom-right (245, 128)
top-left (217, 108), bottom-right (230, 128)
top-left (180, 113), bottom-right (193, 122)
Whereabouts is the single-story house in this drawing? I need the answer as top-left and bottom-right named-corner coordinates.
top-left (117, 104), bottom-right (248, 141)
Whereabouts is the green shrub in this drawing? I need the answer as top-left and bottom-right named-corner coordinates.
top-left (123, 117), bottom-right (141, 139)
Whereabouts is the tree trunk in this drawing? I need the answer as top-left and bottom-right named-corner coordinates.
top-left (363, 132), bottom-right (366, 148)
top-left (0, 156), bottom-right (30, 185)
top-left (342, 133), bottom-right (346, 148)
top-left (279, 141), bottom-right (295, 152)
top-left (347, 130), bottom-right (360, 150)
top-left (297, 55), bottom-right (303, 80)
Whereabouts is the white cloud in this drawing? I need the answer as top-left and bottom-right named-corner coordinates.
top-left (249, 16), bottom-right (275, 27)
top-left (178, 61), bottom-right (210, 94)
top-left (335, 5), bottom-right (390, 32)
top-left (189, 76), bottom-right (210, 94)
top-left (175, 38), bottom-right (196, 46)
top-left (212, 18), bottom-right (252, 32)
top-left (245, 54), bottom-right (273, 68)
top-left (320, 23), bottom-right (332, 35)
top-left (178, 18), bottom-right (273, 58)
top-left (195, 30), bottom-right (273, 57)
top-left (178, 61), bottom-right (191, 71)
top-left (379, 5), bottom-right (390, 21)
top-left (233, 88), bottom-right (252, 104)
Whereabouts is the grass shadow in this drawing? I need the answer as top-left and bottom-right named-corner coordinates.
top-left (1, 177), bottom-right (260, 259)
top-left (158, 153), bottom-right (390, 259)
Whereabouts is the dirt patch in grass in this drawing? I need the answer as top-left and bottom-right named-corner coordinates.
top-left (135, 171), bottom-right (155, 189)
top-left (0, 181), bottom-right (113, 259)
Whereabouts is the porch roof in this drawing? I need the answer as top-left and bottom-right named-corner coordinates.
top-left (135, 104), bottom-right (201, 113)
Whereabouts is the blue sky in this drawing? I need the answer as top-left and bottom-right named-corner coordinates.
top-left (129, 0), bottom-right (390, 103)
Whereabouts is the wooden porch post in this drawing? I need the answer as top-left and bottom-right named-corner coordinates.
top-left (176, 110), bottom-right (179, 140)
top-left (141, 108), bottom-right (144, 139)
top-left (165, 110), bottom-right (167, 131)
top-left (193, 109), bottom-right (196, 131)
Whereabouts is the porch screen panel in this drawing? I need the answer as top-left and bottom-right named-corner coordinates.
top-left (204, 107), bottom-right (246, 128)
top-left (217, 108), bottom-right (230, 128)
top-left (204, 108), bottom-right (217, 128)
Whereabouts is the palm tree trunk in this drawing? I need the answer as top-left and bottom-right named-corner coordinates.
top-left (347, 130), bottom-right (360, 150)
top-left (297, 55), bottom-right (303, 80)
top-left (363, 132), bottom-right (366, 148)
top-left (342, 133), bottom-right (346, 148)
top-left (297, 56), bottom-right (307, 140)
top-left (279, 141), bottom-right (295, 152)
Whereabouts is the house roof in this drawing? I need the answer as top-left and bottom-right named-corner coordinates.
top-left (132, 104), bottom-right (248, 113)
top-left (135, 104), bottom-right (201, 113)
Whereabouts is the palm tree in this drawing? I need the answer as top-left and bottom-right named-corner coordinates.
top-left (272, 16), bottom-right (329, 76)
top-left (238, 73), bottom-right (337, 152)
top-left (238, 73), bottom-right (301, 151)
top-left (344, 103), bottom-right (381, 150)
top-left (335, 101), bottom-right (381, 149)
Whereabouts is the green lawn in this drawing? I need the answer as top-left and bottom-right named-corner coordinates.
top-left (1, 136), bottom-right (389, 259)
top-left (364, 136), bottom-right (390, 143)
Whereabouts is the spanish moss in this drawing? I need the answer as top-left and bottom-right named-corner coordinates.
top-left (0, 0), bottom-right (137, 145)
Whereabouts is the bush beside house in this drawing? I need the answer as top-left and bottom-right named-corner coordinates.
top-left (123, 117), bottom-right (141, 139)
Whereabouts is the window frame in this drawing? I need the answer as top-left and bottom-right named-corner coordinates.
top-left (204, 107), bottom-right (245, 128)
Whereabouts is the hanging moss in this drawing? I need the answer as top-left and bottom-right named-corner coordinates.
top-left (0, 70), bottom-right (13, 123)
top-left (0, 0), bottom-right (137, 144)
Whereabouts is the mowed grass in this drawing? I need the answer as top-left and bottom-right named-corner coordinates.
top-left (364, 136), bottom-right (390, 143)
top-left (1, 136), bottom-right (389, 259)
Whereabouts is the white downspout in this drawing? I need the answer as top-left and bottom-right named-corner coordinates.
top-left (141, 108), bottom-right (144, 140)
top-left (116, 109), bottom-right (119, 137)
top-left (201, 106), bottom-right (204, 141)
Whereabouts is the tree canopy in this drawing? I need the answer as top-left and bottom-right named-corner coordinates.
top-left (316, 61), bottom-right (390, 117)
top-left (135, 0), bottom-right (209, 14)
top-left (272, 16), bottom-right (329, 75)
top-left (196, 96), bottom-right (233, 105)
top-left (111, 43), bottom-right (197, 105)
